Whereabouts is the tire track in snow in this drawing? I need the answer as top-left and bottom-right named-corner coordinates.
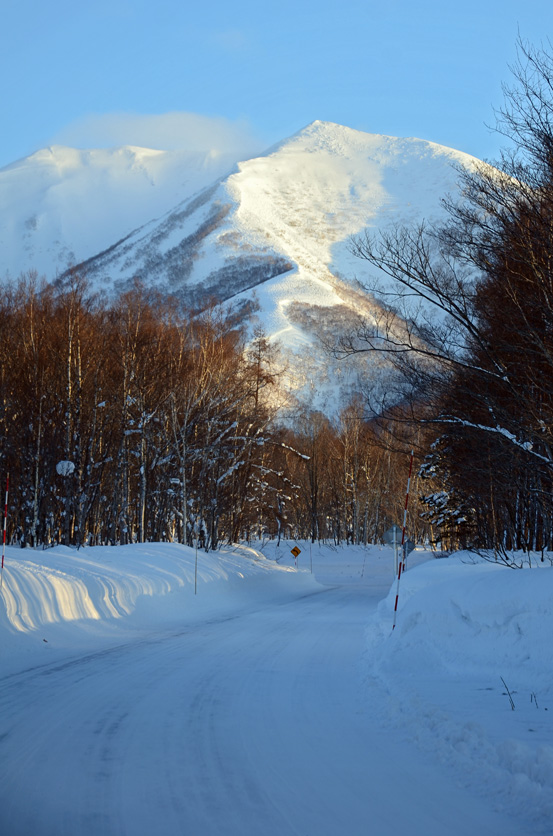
top-left (0, 584), bottom-right (526, 836)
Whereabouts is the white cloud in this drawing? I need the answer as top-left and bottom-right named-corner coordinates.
top-left (51, 112), bottom-right (265, 156)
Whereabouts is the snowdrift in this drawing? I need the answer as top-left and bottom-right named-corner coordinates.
top-left (367, 552), bottom-right (553, 831)
top-left (0, 541), bottom-right (319, 676)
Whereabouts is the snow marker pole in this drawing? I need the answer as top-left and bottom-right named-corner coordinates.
top-left (195, 536), bottom-right (198, 596)
top-left (0, 474), bottom-right (9, 591)
top-left (400, 450), bottom-right (414, 575)
top-left (392, 451), bottom-right (414, 632)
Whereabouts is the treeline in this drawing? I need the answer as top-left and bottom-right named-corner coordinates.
top-left (347, 39), bottom-right (553, 556)
top-left (0, 275), bottom-right (418, 549)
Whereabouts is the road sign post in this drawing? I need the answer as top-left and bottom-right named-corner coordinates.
top-left (383, 524), bottom-right (402, 575)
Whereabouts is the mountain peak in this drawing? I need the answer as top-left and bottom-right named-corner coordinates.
top-left (0, 120), bottom-right (481, 413)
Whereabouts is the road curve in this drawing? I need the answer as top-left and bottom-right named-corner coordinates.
top-left (0, 578), bottom-right (520, 836)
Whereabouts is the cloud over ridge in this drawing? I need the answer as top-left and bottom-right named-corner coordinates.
top-left (51, 111), bottom-right (265, 155)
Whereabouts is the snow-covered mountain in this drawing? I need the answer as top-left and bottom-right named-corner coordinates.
top-left (0, 144), bottom-right (245, 279)
top-left (71, 123), bottom-right (479, 333)
top-left (0, 122), bottom-right (481, 412)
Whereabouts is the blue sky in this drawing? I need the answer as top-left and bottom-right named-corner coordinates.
top-left (1, 0), bottom-right (552, 169)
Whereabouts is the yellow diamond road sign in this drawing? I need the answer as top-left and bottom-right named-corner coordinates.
top-left (291, 546), bottom-right (301, 558)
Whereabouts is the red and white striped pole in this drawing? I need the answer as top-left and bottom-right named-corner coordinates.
top-left (392, 451), bottom-right (414, 632)
top-left (0, 474), bottom-right (9, 591)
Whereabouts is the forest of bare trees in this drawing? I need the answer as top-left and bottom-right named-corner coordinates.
top-left (0, 275), bottom-right (417, 549)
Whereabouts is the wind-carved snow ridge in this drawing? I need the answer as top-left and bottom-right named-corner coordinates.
top-left (0, 542), bottom-right (303, 639)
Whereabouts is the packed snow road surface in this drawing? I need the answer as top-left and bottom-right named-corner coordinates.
top-left (0, 543), bottom-right (527, 836)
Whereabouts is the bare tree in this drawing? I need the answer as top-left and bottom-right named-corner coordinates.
top-left (341, 38), bottom-right (553, 551)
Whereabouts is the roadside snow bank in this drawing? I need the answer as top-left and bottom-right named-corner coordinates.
top-left (366, 552), bottom-right (553, 831)
top-left (0, 542), bottom-right (319, 675)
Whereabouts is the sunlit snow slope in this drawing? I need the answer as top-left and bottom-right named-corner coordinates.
top-left (73, 122), bottom-right (479, 339)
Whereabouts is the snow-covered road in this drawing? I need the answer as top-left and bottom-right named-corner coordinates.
top-left (0, 552), bottom-right (523, 836)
